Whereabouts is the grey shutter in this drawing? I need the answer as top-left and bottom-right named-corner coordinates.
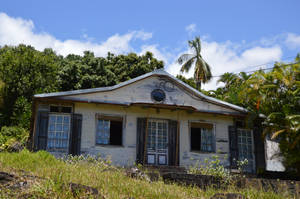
top-left (70, 114), bottom-right (82, 155)
top-left (228, 125), bottom-right (238, 169)
top-left (34, 111), bottom-right (49, 151)
top-left (136, 118), bottom-right (147, 164)
top-left (168, 120), bottom-right (179, 166)
top-left (253, 125), bottom-right (266, 173)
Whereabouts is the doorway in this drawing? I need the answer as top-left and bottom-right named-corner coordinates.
top-left (146, 119), bottom-right (168, 165)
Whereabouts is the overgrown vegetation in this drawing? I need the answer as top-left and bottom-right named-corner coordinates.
top-left (0, 126), bottom-right (28, 152)
top-left (0, 150), bottom-right (289, 198)
top-left (188, 155), bottom-right (248, 184)
top-left (205, 56), bottom-right (300, 175)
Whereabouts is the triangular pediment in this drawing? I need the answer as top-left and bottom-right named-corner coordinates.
top-left (35, 70), bottom-right (247, 115)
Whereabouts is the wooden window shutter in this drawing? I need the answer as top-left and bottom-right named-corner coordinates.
top-left (34, 111), bottom-right (49, 151)
top-left (70, 114), bottom-right (83, 155)
top-left (253, 125), bottom-right (266, 173)
top-left (136, 118), bottom-right (147, 164)
top-left (168, 120), bottom-right (179, 166)
top-left (228, 125), bottom-right (238, 169)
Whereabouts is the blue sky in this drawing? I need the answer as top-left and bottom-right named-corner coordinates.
top-left (1, 0), bottom-right (300, 89)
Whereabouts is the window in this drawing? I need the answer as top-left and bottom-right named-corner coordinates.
top-left (96, 115), bottom-right (123, 146)
top-left (237, 129), bottom-right (254, 172)
top-left (190, 122), bottom-right (214, 152)
top-left (50, 105), bottom-right (72, 113)
top-left (47, 114), bottom-right (71, 152)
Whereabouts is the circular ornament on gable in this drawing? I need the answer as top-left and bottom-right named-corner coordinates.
top-left (151, 89), bottom-right (166, 102)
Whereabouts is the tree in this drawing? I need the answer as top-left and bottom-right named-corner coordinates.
top-left (176, 75), bottom-right (198, 90)
top-left (0, 45), bottom-right (60, 128)
top-left (59, 51), bottom-right (164, 91)
top-left (177, 36), bottom-right (212, 90)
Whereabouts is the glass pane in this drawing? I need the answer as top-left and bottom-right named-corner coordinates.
top-left (96, 120), bottom-right (110, 144)
top-left (56, 124), bottom-right (62, 131)
top-left (63, 116), bottom-right (70, 123)
top-left (47, 114), bottom-right (70, 151)
top-left (246, 131), bottom-right (251, 137)
top-left (56, 116), bottom-right (63, 123)
top-left (49, 124), bottom-right (55, 131)
top-left (247, 138), bottom-right (252, 144)
top-left (49, 116), bottom-right (56, 123)
top-left (63, 125), bottom-right (69, 132)
top-left (242, 137), bottom-right (246, 143)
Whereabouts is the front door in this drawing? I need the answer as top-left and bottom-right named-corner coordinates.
top-left (146, 119), bottom-right (168, 165)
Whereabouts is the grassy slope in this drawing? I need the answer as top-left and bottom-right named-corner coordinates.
top-left (0, 150), bottom-right (290, 199)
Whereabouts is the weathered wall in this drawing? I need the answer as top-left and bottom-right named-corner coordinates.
top-left (74, 102), bottom-right (234, 167)
top-left (65, 76), bottom-right (240, 114)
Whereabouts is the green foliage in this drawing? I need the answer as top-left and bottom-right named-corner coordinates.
top-left (188, 155), bottom-right (233, 183)
top-left (0, 126), bottom-right (29, 151)
top-left (0, 45), bottom-right (60, 128)
top-left (176, 74), bottom-right (198, 90)
top-left (59, 51), bottom-right (163, 91)
top-left (211, 55), bottom-right (300, 175)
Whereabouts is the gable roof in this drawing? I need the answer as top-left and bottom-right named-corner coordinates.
top-left (34, 69), bottom-right (248, 113)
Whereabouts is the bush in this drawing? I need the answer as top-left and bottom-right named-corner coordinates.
top-left (0, 126), bottom-right (29, 152)
top-left (188, 155), bottom-right (232, 183)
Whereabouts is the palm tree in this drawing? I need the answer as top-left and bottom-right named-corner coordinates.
top-left (217, 72), bottom-right (238, 90)
top-left (177, 37), bottom-right (212, 90)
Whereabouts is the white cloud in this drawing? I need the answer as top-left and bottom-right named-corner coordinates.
top-left (0, 12), bottom-right (152, 57)
top-left (285, 33), bottom-right (300, 49)
top-left (185, 24), bottom-right (196, 34)
top-left (138, 44), bottom-right (175, 66)
top-left (166, 39), bottom-right (282, 90)
top-left (0, 12), bottom-right (294, 91)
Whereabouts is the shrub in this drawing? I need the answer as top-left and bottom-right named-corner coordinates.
top-left (188, 155), bottom-right (232, 183)
top-left (0, 126), bottom-right (29, 152)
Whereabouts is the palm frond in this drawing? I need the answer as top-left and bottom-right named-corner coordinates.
top-left (177, 54), bottom-right (194, 64)
top-left (180, 57), bottom-right (195, 73)
top-left (194, 58), bottom-right (212, 83)
top-left (271, 129), bottom-right (286, 139)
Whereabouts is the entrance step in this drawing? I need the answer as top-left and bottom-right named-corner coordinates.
top-left (143, 165), bottom-right (187, 176)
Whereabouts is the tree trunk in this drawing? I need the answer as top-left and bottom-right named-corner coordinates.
top-left (196, 81), bottom-right (201, 90)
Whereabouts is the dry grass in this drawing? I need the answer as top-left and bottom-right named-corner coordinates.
top-left (0, 150), bottom-right (291, 199)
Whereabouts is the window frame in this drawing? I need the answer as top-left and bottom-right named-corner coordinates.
top-left (189, 121), bottom-right (216, 153)
top-left (95, 113), bottom-right (125, 147)
top-left (49, 105), bottom-right (73, 114)
top-left (237, 128), bottom-right (256, 172)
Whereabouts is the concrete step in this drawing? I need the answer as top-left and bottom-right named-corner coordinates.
top-left (143, 165), bottom-right (187, 175)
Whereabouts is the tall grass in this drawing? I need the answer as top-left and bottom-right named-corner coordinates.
top-left (0, 150), bottom-right (290, 199)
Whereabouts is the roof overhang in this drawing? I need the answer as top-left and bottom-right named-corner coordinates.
top-left (34, 96), bottom-right (248, 117)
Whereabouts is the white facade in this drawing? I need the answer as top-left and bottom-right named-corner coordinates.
top-left (74, 103), bottom-right (233, 167)
top-left (33, 70), bottom-right (250, 168)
